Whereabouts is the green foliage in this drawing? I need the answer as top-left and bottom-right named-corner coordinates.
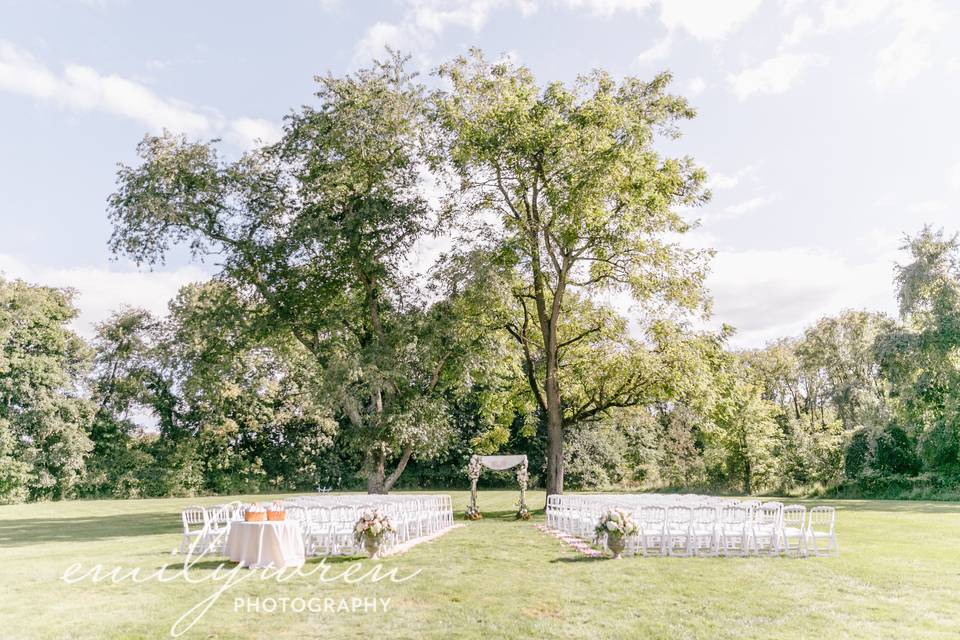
top-left (844, 427), bottom-right (873, 479)
top-left (873, 425), bottom-right (920, 475)
top-left (5, 51), bottom-right (960, 503)
top-left (0, 418), bottom-right (30, 503)
top-left (435, 49), bottom-right (711, 493)
top-left (0, 278), bottom-right (94, 501)
top-left (105, 53), bottom-right (508, 493)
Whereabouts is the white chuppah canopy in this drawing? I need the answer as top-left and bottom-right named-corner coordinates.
top-left (467, 454), bottom-right (528, 517)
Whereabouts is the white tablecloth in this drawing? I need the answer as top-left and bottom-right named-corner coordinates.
top-left (225, 521), bottom-right (305, 569)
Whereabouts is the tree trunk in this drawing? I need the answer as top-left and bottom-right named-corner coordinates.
top-left (365, 446), bottom-right (413, 494)
top-left (743, 458), bottom-right (752, 495)
top-left (366, 450), bottom-right (386, 494)
top-left (544, 354), bottom-right (564, 497)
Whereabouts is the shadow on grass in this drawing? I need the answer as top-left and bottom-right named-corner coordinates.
top-left (814, 500), bottom-right (960, 514)
top-left (0, 512), bottom-right (178, 547)
top-left (457, 509), bottom-right (537, 522)
top-left (550, 555), bottom-right (606, 563)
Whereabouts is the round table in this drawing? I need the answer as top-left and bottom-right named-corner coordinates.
top-left (225, 521), bottom-right (305, 569)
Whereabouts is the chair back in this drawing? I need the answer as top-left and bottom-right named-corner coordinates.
top-left (181, 506), bottom-right (206, 533)
top-left (809, 506), bottom-right (835, 533)
top-left (782, 505), bottom-right (806, 528)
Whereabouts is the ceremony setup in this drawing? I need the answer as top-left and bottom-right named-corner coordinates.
top-left (180, 494), bottom-right (455, 567)
top-left (544, 494), bottom-right (838, 559)
top-left (4, 1), bottom-right (960, 638)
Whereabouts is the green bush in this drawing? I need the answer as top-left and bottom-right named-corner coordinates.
top-left (873, 425), bottom-right (920, 475)
top-left (844, 428), bottom-right (873, 479)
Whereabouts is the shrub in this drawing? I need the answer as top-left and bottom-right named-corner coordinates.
top-left (873, 425), bottom-right (920, 475)
top-left (844, 428), bottom-right (873, 479)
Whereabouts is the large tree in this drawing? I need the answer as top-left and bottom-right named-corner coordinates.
top-left (108, 54), bottom-right (484, 493)
top-left (0, 278), bottom-right (94, 501)
top-left (879, 226), bottom-right (960, 469)
top-left (434, 50), bottom-right (710, 494)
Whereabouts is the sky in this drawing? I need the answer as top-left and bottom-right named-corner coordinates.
top-left (1, 0), bottom-right (959, 348)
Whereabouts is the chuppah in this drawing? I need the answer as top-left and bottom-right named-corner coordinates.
top-left (466, 454), bottom-right (529, 520)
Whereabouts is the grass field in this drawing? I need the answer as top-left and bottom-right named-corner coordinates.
top-left (1, 491), bottom-right (958, 639)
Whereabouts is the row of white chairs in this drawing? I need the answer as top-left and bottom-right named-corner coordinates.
top-left (546, 494), bottom-right (838, 557)
top-left (283, 495), bottom-right (452, 556)
top-left (179, 494), bottom-right (453, 557)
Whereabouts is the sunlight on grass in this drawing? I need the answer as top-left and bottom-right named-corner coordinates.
top-left (1, 491), bottom-right (958, 639)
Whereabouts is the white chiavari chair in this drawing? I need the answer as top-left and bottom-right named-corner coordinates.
top-left (719, 505), bottom-right (750, 557)
top-left (751, 502), bottom-right (783, 556)
top-left (638, 505), bottom-right (667, 557)
top-left (179, 506), bottom-right (208, 554)
top-left (665, 505), bottom-right (694, 557)
top-left (691, 504), bottom-right (719, 557)
top-left (806, 506), bottom-right (838, 557)
top-left (780, 505), bottom-right (807, 557)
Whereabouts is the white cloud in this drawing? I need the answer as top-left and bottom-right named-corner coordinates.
top-left (658, 0), bottom-right (762, 40)
top-left (706, 165), bottom-right (755, 190)
top-left (353, 0), bottom-right (537, 68)
top-left (635, 35), bottom-right (672, 65)
top-left (874, 1), bottom-right (945, 88)
top-left (0, 254), bottom-right (209, 339)
top-left (229, 117), bottom-right (284, 149)
top-left (565, 0), bottom-right (761, 39)
top-left (718, 195), bottom-right (776, 220)
top-left (776, 0), bottom-right (949, 89)
top-left (706, 245), bottom-right (897, 347)
top-left (686, 76), bottom-right (706, 96)
top-left (564, 0), bottom-right (652, 16)
top-left (728, 52), bottom-right (826, 100)
top-left (780, 13), bottom-right (816, 49)
top-left (0, 40), bottom-right (279, 149)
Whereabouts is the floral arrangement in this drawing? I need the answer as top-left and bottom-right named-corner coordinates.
top-left (515, 503), bottom-right (531, 520)
top-left (353, 509), bottom-right (396, 542)
top-left (594, 508), bottom-right (638, 541)
top-left (465, 505), bottom-right (482, 520)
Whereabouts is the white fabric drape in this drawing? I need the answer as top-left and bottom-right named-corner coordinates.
top-left (476, 454), bottom-right (527, 471)
top-left (225, 521), bottom-right (305, 569)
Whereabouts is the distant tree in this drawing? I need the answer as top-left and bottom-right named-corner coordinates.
top-left (83, 308), bottom-right (160, 497)
top-left (435, 50), bottom-right (711, 495)
top-left (878, 226), bottom-right (960, 470)
top-left (797, 311), bottom-right (895, 431)
top-left (164, 282), bottom-right (339, 493)
top-left (706, 356), bottom-right (780, 494)
top-left (0, 278), bottom-right (94, 500)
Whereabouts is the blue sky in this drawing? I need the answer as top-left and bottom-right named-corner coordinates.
top-left (1, 0), bottom-right (959, 347)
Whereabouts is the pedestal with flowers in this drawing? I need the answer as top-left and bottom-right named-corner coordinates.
top-left (353, 509), bottom-right (396, 559)
top-left (595, 508), bottom-right (639, 559)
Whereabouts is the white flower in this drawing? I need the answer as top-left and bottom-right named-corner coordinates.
top-left (607, 521), bottom-right (620, 532)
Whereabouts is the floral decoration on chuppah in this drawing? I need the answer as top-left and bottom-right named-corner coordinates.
top-left (466, 454), bottom-right (529, 520)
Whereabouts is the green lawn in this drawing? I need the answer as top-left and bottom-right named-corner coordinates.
top-left (1, 491), bottom-right (958, 639)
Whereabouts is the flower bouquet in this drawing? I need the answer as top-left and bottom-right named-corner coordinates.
top-left (353, 509), bottom-right (396, 559)
top-left (594, 508), bottom-right (638, 559)
top-left (465, 505), bottom-right (482, 520)
top-left (515, 503), bottom-right (531, 520)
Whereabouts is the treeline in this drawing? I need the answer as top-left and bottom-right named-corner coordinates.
top-left (2, 225), bottom-right (958, 502)
top-left (2, 50), bottom-right (959, 503)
